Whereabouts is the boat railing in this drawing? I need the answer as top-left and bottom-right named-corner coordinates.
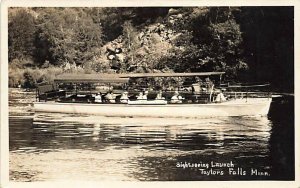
top-left (224, 91), bottom-right (271, 100)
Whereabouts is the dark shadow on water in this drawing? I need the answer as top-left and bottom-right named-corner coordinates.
top-left (268, 95), bottom-right (295, 180)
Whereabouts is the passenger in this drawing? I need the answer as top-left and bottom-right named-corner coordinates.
top-left (105, 91), bottom-right (116, 103)
top-left (155, 90), bottom-right (165, 100)
top-left (137, 92), bottom-right (144, 100)
top-left (192, 83), bottom-right (201, 94)
top-left (94, 93), bottom-right (102, 103)
top-left (171, 91), bottom-right (183, 104)
top-left (178, 94), bottom-right (184, 102)
top-left (205, 77), bottom-right (214, 92)
top-left (120, 91), bottom-right (129, 104)
top-left (143, 90), bottom-right (148, 100)
top-left (215, 90), bottom-right (226, 103)
top-left (137, 91), bottom-right (148, 100)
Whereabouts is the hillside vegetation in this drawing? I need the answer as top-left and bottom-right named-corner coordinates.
top-left (8, 7), bottom-right (293, 92)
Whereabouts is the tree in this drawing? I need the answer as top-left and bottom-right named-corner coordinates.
top-left (189, 7), bottom-right (246, 80)
top-left (122, 21), bottom-right (140, 71)
top-left (35, 8), bottom-right (103, 66)
top-left (8, 9), bottom-right (37, 63)
top-left (87, 8), bottom-right (134, 42)
top-left (155, 31), bottom-right (202, 72)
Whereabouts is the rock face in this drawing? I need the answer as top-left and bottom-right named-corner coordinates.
top-left (100, 11), bottom-right (190, 72)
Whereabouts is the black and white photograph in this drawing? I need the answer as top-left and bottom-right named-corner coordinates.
top-left (0, 1), bottom-right (298, 187)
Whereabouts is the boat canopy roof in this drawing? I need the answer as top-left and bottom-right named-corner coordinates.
top-left (54, 72), bottom-right (225, 83)
top-left (119, 72), bottom-right (225, 78)
top-left (54, 74), bottom-right (129, 83)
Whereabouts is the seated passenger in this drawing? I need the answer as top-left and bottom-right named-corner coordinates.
top-left (205, 77), bottom-right (214, 92)
top-left (192, 83), bottom-right (201, 94)
top-left (137, 91), bottom-right (148, 100)
top-left (105, 91), bottom-right (116, 103)
top-left (170, 91), bottom-right (183, 104)
top-left (94, 93), bottom-right (102, 103)
top-left (137, 92), bottom-right (144, 100)
top-left (120, 91), bottom-right (129, 104)
top-left (155, 90), bottom-right (165, 100)
top-left (143, 90), bottom-right (148, 100)
top-left (215, 92), bottom-right (226, 103)
top-left (201, 87), bottom-right (207, 92)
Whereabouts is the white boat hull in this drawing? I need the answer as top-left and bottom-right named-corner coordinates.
top-left (33, 98), bottom-right (272, 118)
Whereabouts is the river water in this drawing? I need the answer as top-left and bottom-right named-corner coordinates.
top-left (8, 89), bottom-right (294, 181)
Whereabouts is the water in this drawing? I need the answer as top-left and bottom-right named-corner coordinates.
top-left (9, 89), bottom-right (294, 181)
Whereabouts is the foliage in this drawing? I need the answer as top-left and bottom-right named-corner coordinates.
top-left (35, 8), bottom-right (103, 66)
top-left (86, 8), bottom-right (133, 42)
top-left (190, 8), bottom-right (246, 80)
top-left (83, 56), bottom-right (112, 73)
top-left (7, 7), bottom-right (294, 92)
top-left (8, 9), bottom-right (37, 62)
top-left (9, 66), bottom-right (64, 88)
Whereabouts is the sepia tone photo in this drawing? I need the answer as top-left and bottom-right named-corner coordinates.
top-left (3, 4), bottom-right (295, 186)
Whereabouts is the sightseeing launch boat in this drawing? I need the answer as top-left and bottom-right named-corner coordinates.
top-left (33, 72), bottom-right (272, 117)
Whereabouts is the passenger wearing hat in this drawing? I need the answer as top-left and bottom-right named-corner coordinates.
top-left (171, 91), bottom-right (183, 104)
top-left (155, 90), bottom-right (165, 100)
top-left (143, 90), bottom-right (148, 100)
top-left (215, 89), bottom-right (226, 103)
top-left (105, 91), bottom-right (116, 103)
top-left (120, 91), bottom-right (129, 104)
top-left (137, 92), bottom-right (144, 100)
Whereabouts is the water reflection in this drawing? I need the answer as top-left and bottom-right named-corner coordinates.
top-left (10, 113), bottom-right (272, 181)
top-left (10, 114), bottom-right (271, 151)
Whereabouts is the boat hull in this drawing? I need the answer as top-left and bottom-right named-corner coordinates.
top-left (33, 98), bottom-right (272, 118)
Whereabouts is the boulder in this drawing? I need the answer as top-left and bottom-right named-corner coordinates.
top-left (168, 8), bottom-right (180, 15)
top-left (115, 48), bottom-right (122, 54)
top-left (108, 54), bottom-right (115, 60)
top-left (177, 14), bottom-right (183, 19)
top-left (115, 53), bottom-right (125, 62)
